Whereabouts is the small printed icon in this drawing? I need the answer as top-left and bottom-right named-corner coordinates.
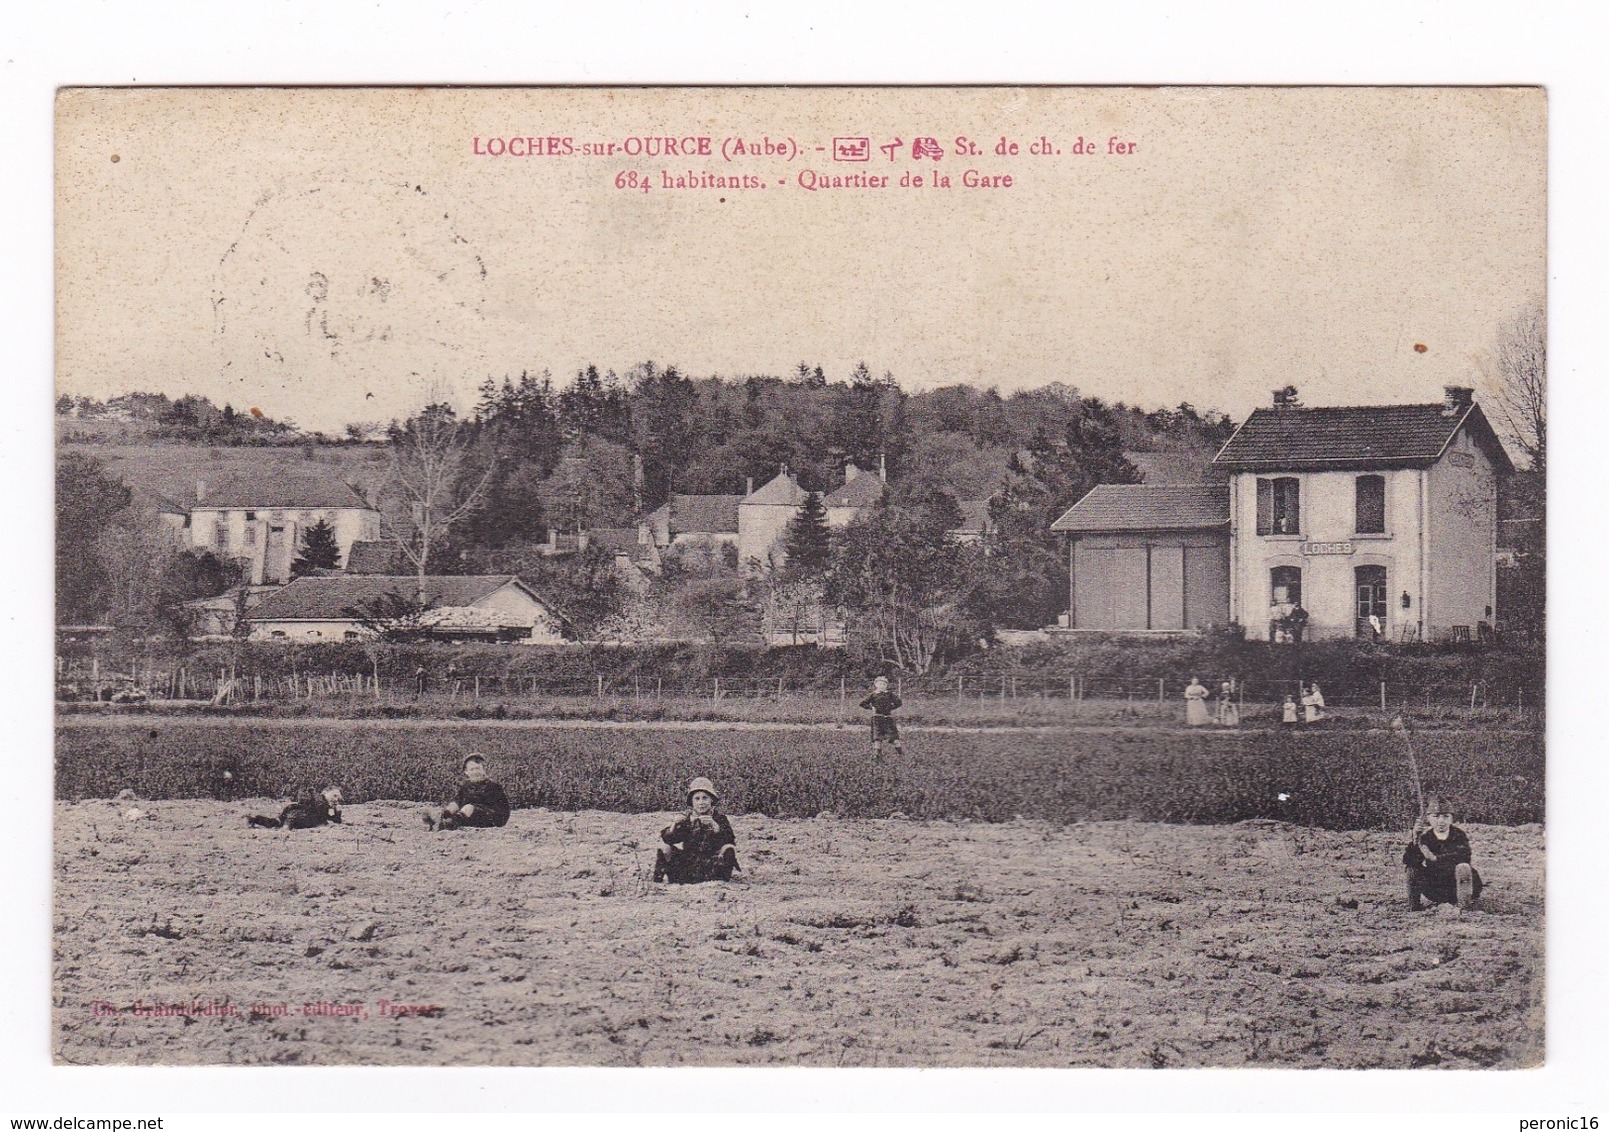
top-left (879, 137), bottom-right (905, 162)
top-left (911, 136), bottom-right (945, 161)
top-left (832, 137), bottom-right (870, 162)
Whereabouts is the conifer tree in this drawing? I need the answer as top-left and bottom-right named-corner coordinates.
top-left (291, 518), bottom-right (343, 577)
top-left (783, 491), bottom-right (832, 576)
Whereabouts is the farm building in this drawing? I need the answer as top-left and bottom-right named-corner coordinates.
top-left (1050, 485), bottom-right (1231, 631)
top-left (244, 575), bottom-right (568, 643)
top-left (1213, 386), bottom-right (1512, 642)
top-left (157, 472), bottom-right (380, 585)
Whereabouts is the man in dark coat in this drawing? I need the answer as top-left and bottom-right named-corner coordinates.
top-left (428, 754), bottom-right (511, 831)
top-left (858, 675), bottom-right (904, 755)
top-left (654, 777), bottom-right (739, 884)
top-left (1403, 797), bottom-right (1482, 910)
top-left (248, 786), bottom-right (343, 829)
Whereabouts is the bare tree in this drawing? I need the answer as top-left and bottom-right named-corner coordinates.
top-left (1489, 302), bottom-right (1546, 473)
top-left (364, 399), bottom-right (496, 593)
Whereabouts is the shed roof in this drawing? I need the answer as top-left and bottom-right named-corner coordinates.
top-left (1213, 403), bottom-right (1513, 472)
top-left (669, 494), bottom-right (742, 533)
top-left (822, 473), bottom-right (886, 508)
top-left (1050, 484), bottom-right (1229, 533)
top-left (248, 575), bottom-right (534, 621)
top-left (345, 541), bottom-right (410, 574)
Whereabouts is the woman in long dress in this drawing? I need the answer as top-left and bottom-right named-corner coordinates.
top-left (1302, 682), bottom-right (1326, 724)
top-left (1184, 677), bottom-right (1211, 726)
top-left (1216, 681), bottom-right (1240, 727)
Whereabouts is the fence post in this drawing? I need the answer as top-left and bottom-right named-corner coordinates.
top-left (840, 676), bottom-right (846, 722)
top-left (714, 677), bottom-right (721, 702)
top-left (778, 676), bottom-right (784, 702)
top-left (1380, 681), bottom-right (1387, 711)
top-left (1470, 684), bottom-right (1478, 711)
top-left (657, 677), bottom-right (663, 701)
top-left (475, 675), bottom-right (481, 698)
top-left (957, 674), bottom-right (963, 701)
top-left (1158, 678), bottom-right (1164, 705)
top-left (597, 674), bottom-right (604, 700)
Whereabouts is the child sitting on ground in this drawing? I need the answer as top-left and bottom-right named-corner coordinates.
top-left (859, 675), bottom-right (904, 755)
top-left (1403, 795), bottom-right (1482, 911)
top-left (653, 777), bottom-right (739, 884)
top-left (247, 786), bottom-right (344, 829)
top-left (426, 754), bottom-right (512, 831)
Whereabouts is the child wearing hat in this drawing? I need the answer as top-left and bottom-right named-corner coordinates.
top-left (1402, 795), bottom-right (1482, 911)
top-left (859, 676), bottom-right (904, 755)
top-left (426, 754), bottom-right (512, 831)
top-left (247, 786), bottom-right (344, 829)
top-left (653, 777), bottom-right (739, 884)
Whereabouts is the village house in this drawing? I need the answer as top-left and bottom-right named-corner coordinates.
top-left (1049, 386), bottom-right (1512, 642)
top-left (244, 575), bottom-right (568, 643)
top-left (644, 493), bottom-right (743, 551)
top-left (737, 466), bottom-right (810, 570)
top-left (158, 473), bottom-right (380, 586)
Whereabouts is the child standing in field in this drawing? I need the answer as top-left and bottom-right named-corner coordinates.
top-left (426, 754), bottom-right (512, 831)
top-left (247, 786), bottom-right (344, 829)
top-left (1403, 796), bottom-right (1482, 911)
top-left (1216, 681), bottom-right (1240, 727)
top-left (859, 675), bottom-right (904, 755)
top-left (654, 777), bottom-right (739, 884)
top-left (1281, 695), bottom-right (1299, 726)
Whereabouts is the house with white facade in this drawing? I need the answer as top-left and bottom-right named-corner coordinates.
top-left (160, 473), bottom-right (381, 585)
top-left (1212, 385), bottom-right (1511, 641)
top-left (737, 467), bottom-right (809, 570)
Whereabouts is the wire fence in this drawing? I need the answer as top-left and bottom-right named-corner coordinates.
top-left (56, 655), bottom-right (1538, 716)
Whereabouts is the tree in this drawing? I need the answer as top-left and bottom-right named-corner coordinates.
top-left (57, 453), bottom-right (132, 623)
top-left (981, 401), bottom-right (1142, 629)
top-left (371, 400), bottom-right (496, 591)
top-left (676, 575), bottom-right (758, 647)
top-left (782, 491), bottom-right (832, 577)
top-left (1489, 301), bottom-right (1546, 475)
top-left (825, 489), bottom-right (976, 673)
top-left (291, 518), bottom-right (343, 577)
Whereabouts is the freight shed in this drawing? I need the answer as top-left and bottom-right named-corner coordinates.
top-left (1050, 484), bottom-right (1230, 631)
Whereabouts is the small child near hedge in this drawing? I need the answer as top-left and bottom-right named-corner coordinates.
top-left (859, 676), bottom-right (904, 755)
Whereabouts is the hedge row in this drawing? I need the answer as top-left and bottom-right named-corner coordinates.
top-left (56, 720), bottom-right (1544, 831)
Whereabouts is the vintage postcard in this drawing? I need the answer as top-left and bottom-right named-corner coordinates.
top-left (53, 86), bottom-right (1545, 1067)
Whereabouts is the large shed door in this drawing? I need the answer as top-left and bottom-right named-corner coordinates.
top-left (1113, 548), bottom-right (1150, 629)
top-left (1149, 545), bottom-right (1185, 629)
top-left (1074, 544), bottom-right (1115, 629)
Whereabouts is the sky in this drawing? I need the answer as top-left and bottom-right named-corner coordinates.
top-left (55, 86), bottom-right (1545, 433)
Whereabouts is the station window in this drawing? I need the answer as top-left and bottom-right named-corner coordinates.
top-left (1256, 477), bottom-right (1301, 535)
top-left (1355, 475), bottom-right (1386, 534)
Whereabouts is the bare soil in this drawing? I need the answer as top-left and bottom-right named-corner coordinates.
top-left (53, 802), bottom-right (1544, 1068)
